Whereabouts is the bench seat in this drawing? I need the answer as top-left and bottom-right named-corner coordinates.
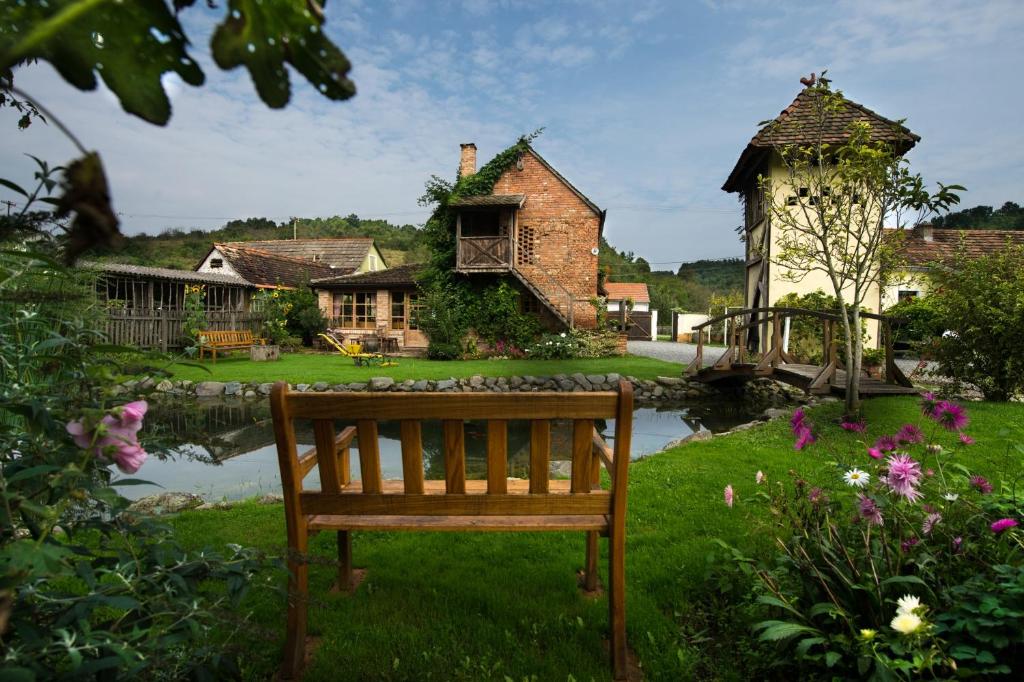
top-left (308, 514), bottom-right (610, 532)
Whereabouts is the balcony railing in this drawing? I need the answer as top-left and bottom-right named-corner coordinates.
top-left (456, 236), bottom-right (511, 271)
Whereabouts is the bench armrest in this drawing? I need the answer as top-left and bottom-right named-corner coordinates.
top-left (297, 425), bottom-right (357, 480)
top-left (591, 429), bottom-right (615, 481)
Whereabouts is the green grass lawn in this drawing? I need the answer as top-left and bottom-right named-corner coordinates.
top-left (171, 397), bottom-right (1024, 680)
top-left (167, 352), bottom-right (683, 384)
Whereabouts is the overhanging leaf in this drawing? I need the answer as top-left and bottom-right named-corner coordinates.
top-left (55, 152), bottom-right (122, 264)
top-left (0, 0), bottom-right (204, 125)
top-left (211, 0), bottom-right (355, 109)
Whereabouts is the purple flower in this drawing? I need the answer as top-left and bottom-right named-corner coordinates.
top-left (922, 512), bottom-right (942, 535)
top-left (969, 475), bottom-right (993, 494)
top-left (896, 424), bottom-right (924, 445)
top-left (794, 425), bottom-right (815, 451)
top-left (790, 408), bottom-right (806, 431)
top-left (841, 420), bottom-right (867, 433)
top-left (959, 433), bottom-right (975, 446)
top-left (932, 401), bottom-right (969, 431)
top-left (885, 454), bottom-right (923, 502)
top-left (808, 487), bottom-right (827, 506)
top-left (901, 536), bottom-right (919, 552)
top-left (867, 447), bottom-right (884, 460)
top-left (874, 435), bottom-right (899, 452)
top-left (952, 536), bottom-right (963, 552)
top-left (920, 392), bottom-right (939, 417)
top-left (858, 494), bottom-right (884, 526)
top-left (991, 518), bottom-right (1019, 534)
top-left (66, 401), bottom-right (149, 474)
top-left (724, 484), bottom-right (734, 508)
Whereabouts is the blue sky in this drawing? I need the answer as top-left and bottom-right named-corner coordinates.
top-left (2, 0), bottom-right (1023, 266)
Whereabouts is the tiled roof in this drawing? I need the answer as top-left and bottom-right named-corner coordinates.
top-left (724, 88), bottom-right (920, 193)
top-left (604, 282), bottom-right (650, 303)
top-left (450, 194), bottom-right (526, 207)
top-left (887, 227), bottom-right (1024, 267)
top-left (213, 243), bottom-right (336, 288)
top-left (84, 261), bottom-right (253, 286)
top-left (311, 263), bottom-right (423, 288)
top-left (218, 238), bottom-right (377, 271)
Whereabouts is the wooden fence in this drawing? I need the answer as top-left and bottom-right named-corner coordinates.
top-left (104, 308), bottom-right (265, 352)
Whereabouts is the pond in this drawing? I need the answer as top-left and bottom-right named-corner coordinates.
top-left (123, 397), bottom-right (757, 501)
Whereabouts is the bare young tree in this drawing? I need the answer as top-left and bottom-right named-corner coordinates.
top-left (758, 77), bottom-right (961, 416)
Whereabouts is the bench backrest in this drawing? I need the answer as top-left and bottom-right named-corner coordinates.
top-left (269, 381), bottom-right (633, 520)
top-left (201, 329), bottom-right (254, 345)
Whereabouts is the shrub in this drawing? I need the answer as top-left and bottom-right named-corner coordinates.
top-left (283, 287), bottom-right (327, 345)
top-left (572, 329), bottom-right (621, 358)
top-left (253, 288), bottom-right (292, 345)
top-left (885, 295), bottom-right (944, 351)
top-left (427, 341), bottom-right (462, 360)
top-left (929, 241), bottom-right (1024, 400)
top-left (713, 396), bottom-right (1023, 679)
top-left (524, 332), bottom-right (579, 359)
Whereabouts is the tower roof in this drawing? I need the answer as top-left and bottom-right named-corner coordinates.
top-left (723, 87), bottom-right (920, 193)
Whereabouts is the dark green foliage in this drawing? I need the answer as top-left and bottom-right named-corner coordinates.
top-left (936, 564), bottom-right (1024, 676)
top-left (677, 258), bottom-right (745, 292)
top-left (933, 202), bottom-right (1024, 231)
top-left (464, 281), bottom-right (541, 348)
top-left (774, 290), bottom-right (868, 364)
top-left (283, 287), bottom-right (327, 345)
top-left (0, 0), bottom-right (353, 125)
top-left (929, 241), bottom-right (1024, 400)
top-left (524, 332), bottom-right (579, 359)
top-left (211, 0), bottom-right (355, 109)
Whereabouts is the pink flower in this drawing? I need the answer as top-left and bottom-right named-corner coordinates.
top-left (959, 433), bottom-right (975, 446)
top-left (952, 536), bottom-right (963, 552)
top-left (925, 468), bottom-right (935, 477)
top-left (790, 409), bottom-right (806, 432)
top-left (969, 475), bottom-right (993, 494)
top-left (858, 494), bottom-right (884, 526)
top-left (990, 518), bottom-right (1019, 534)
top-left (794, 425), bottom-right (815, 450)
top-left (808, 487), bottom-right (827, 506)
top-left (841, 420), bottom-right (867, 433)
top-left (922, 512), bottom-right (942, 535)
top-left (920, 392), bottom-right (939, 417)
top-left (896, 424), bottom-right (924, 445)
top-left (867, 447), bottom-right (884, 460)
top-left (885, 454), bottom-right (923, 502)
top-left (874, 435), bottom-right (898, 452)
top-left (65, 401), bottom-right (149, 474)
top-left (932, 401), bottom-right (969, 431)
top-left (901, 536), bottom-right (919, 552)
top-left (724, 484), bottom-right (735, 508)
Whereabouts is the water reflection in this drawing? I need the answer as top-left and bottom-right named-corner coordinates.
top-left (127, 398), bottom-right (755, 500)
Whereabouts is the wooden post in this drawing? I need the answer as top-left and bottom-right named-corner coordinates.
top-left (770, 312), bottom-right (781, 368)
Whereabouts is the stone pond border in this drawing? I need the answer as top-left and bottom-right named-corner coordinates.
top-left (127, 372), bottom-right (808, 405)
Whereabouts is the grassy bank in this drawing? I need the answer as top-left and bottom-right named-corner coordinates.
top-left (171, 397), bottom-right (1023, 680)
top-left (167, 353), bottom-right (684, 384)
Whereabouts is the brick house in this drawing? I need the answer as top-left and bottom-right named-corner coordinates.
top-left (451, 142), bottom-right (606, 330)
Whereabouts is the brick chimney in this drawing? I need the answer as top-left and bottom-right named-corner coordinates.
top-left (915, 223), bottom-right (934, 242)
top-left (459, 143), bottom-right (477, 177)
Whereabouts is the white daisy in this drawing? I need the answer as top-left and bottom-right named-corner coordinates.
top-left (896, 594), bottom-right (921, 615)
top-left (843, 468), bottom-right (870, 488)
top-left (891, 612), bottom-right (922, 635)
top-left (943, 492), bottom-right (959, 502)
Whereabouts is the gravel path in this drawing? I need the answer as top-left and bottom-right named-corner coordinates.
top-left (627, 340), bottom-right (931, 377)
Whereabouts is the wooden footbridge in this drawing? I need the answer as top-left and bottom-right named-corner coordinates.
top-left (685, 307), bottom-right (918, 397)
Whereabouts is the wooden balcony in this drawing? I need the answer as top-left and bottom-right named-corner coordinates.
top-left (456, 236), bottom-right (512, 272)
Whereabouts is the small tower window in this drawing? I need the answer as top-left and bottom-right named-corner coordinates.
top-left (210, 258), bottom-right (223, 269)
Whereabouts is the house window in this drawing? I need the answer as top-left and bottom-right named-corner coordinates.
top-left (521, 293), bottom-right (541, 315)
top-left (461, 210), bottom-right (501, 236)
top-left (332, 291), bottom-right (376, 328)
top-left (390, 292), bottom-right (422, 330)
top-left (369, 254), bottom-right (378, 271)
top-left (898, 290), bottom-right (919, 303)
top-left (516, 225), bottom-right (536, 265)
top-left (209, 258), bottom-right (223, 269)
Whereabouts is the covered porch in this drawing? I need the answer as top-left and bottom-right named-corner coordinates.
top-left (451, 194), bottom-right (525, 272)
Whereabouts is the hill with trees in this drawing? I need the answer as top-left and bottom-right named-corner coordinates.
top-left (90, 215), bottom-right (430, 269)
top-left (932, 201), bottom-right (1023, 230)
top-left (676, 257), bottom-right (744, 292)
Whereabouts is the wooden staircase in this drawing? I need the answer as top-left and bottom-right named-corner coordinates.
top-left (511, 267), bottom-right (573, 328)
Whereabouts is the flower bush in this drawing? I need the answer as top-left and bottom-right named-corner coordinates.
top-left (253, 288), bottom-right (292, 345)
top-left (524, 331), bottom-right (578, 359)
top-left (715, 394), bottom-right (1022, 679)
top-left (0, 247), bottom-right (265, 678)
top-left (182, 283), bottom-right (208, 349)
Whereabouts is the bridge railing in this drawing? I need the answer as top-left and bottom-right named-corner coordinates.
top-left (684, 306), bottom-right (911, 388)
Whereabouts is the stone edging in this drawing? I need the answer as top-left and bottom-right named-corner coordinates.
top-left (128, 373), bottom-right (725, 403)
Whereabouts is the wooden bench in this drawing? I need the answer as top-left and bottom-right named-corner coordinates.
top-left (198, 329), bottom-right (255, 362)
top-left (269, 380), bottom-right (634, 680)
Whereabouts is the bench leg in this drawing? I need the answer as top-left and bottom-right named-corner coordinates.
top-left (281, 542), bottom-right (309, 679)
top-left (336, 530), bottom-right (354, 592)
top-left (584, 530), bottom-right (599, 592)
top-left (609, 526), bottom-right (628, 680)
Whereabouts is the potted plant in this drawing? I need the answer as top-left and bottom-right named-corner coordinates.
top-left (250, 289), bottom-right (290, 361)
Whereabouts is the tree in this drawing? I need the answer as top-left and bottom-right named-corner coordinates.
top-left (932, 201), bottom-right (1024, 230)
top-left (0, 1), bottom-right (356, 261)
top-left (929, 240), bottom-right (1024, 400)
top-left (759, 77), bottom-right (962, 415)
